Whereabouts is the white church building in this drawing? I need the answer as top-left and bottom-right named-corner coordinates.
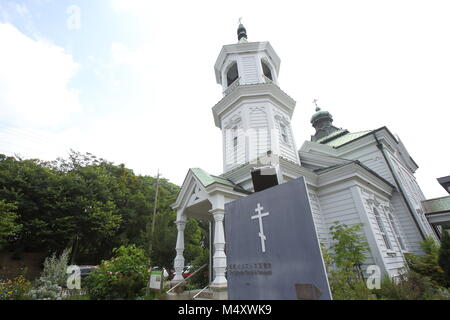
top-left (170, 23), bottom-right (438, 298)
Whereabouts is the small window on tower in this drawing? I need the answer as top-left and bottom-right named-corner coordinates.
top-left (227, 62), bottom-right (239, 87)
top-left (261, 60), bottom-right (273, 81)
top-left (280, 123), bottom-right (289, 144)
top-left (232, 126), bottom-right (238, 163)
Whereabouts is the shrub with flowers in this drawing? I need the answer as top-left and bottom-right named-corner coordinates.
top-left (0, 275), bottom-right (31, 300)
top-left (84, 245), bottom-right (150, 300)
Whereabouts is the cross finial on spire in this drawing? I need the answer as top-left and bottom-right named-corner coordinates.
top-left (313, 98), bottom-right (320, 111)
top-left (237, 18), bottom-right (247, 42)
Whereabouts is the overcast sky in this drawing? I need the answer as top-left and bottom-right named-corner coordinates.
top-left (0, 0), bottom-right (448, 199)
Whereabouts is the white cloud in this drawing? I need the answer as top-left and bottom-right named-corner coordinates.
top-left (1, 2), bottom-right (448, 200)
top-left (0, 23), bottom-right (81, 128)
top-left (15, 3), bottom-right (29, 16)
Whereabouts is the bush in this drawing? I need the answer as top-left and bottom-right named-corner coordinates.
top-left (328, 269), bottom-right (373, 300)
top-left (438, 230), bottom-right (450, 287)
top-left (376, 270), bottom-right (450, 300)
top-left (29, 248), bottom-right (71, 300)
top-left (405, 237), bottom-right (446, 287)
top-left (0, 275), bottom-right (31, 300)
top-left (84, 245), bottom-right (150, 300)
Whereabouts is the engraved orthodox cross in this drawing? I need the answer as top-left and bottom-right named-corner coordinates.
top-left (251, 203), bottom-right (269, 253)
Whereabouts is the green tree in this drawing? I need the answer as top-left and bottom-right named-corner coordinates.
top-left (0, 151), bottom-right (203, 275)
top-left (329, 222), bottom-right (368, 276)
top-left (0, 200), bottom-right (21, 248)
top-left (438, 230), bottom-right (450, 287)
top-left (326, 222), bottom-right (372, 300)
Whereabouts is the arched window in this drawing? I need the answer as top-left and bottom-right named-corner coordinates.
top-left (280, 123), bottom-right (289, 144)
top-left (261, 60), bottom-right (273, 81)
top-left (373, 207), bottom-right (392, 250)
top-left (226, 62), bottom-right (239, 87)
top-left (387, 211), bottom-right (406, 251)
top-left (232, 126), bottom-right (238, 164)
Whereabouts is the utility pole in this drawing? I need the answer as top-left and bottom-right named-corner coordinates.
top-left (147, 170), bottom-right (160, 296)
top-left (149, 169), bottom-right (160, 256)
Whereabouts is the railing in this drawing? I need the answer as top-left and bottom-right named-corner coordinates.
top-left (192, 284), bottom-right (210, 300)
top-left (166, 264), bottom-right (208, 295)
top-left (223, 77), bottom-right (241, 96)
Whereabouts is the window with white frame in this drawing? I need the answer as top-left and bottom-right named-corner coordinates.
top-left (387, 211), bottom-right (406, 251)
top-left (232, 126), bottom-right (238, 163)
top-left (373, 207), bottom-right (392, 250)
top-left (280, 123), bottom-right (289, 144)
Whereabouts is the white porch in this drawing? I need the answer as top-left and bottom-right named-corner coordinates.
top-left (170, 168), bottom-right (249, 299)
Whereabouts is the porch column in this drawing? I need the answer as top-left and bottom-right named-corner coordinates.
top-left (210, 208), bottom-right (227, 288)
top-left (173, 214), bottom-right (187, 282)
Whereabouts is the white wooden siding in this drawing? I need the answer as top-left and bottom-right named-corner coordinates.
top-left (307, 191), bottom-right (328, 245)
top-left (240, 55), bottom-right (259, 84)
top-left (319, 188), bottom-right (376, 272)
top-left (248, 107), bottom-right (270, 160)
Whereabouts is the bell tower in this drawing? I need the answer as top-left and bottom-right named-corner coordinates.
top-left (212, 23), bottom-right (301, 175)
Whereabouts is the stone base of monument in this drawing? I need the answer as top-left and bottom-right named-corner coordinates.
top-left (209, 284), bottom-right (228, 300)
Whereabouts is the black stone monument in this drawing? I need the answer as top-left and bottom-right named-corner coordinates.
top-left (225, 177), bottom-right (332, 300)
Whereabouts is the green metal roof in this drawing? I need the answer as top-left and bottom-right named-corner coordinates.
top-left (190, 168), bottom-right (235, 188)
top-left (323, 130), bottom-right (373, 148)
top-left (315, 129), bottom-right (348, 144)
top-left (422, 196), bottom-right (450, 214)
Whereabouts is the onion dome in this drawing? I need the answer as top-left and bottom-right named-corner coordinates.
top-left (237, 23), bottom-right (247, 41)
top-left (310, 106), bottom-right (341, 142)
top-left (310, 107), bottom-right (333, 125)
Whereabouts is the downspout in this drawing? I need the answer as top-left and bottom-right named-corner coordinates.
top-left (372, 132), bottom-right (426, 240)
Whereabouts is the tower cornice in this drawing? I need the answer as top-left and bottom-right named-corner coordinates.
top-left (212, 83), bottom-right (296, 128)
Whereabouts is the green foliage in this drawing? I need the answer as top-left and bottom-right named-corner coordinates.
top-left (0, 151), bottom-right (180, 265)
top-left (325, 223), bottom-right (371, 300)
top-left (0, 150), bottom-right (214, 297)
top-left (84, 245), bottom-right (150, 300)
top-left (320, 243), bottom-right (333, 273)
top-left (29, 248), bottom-right (71, 300)
top-left (148, 211), bottom-right (177, 269)
top-left (329, 222), bottom-right (368, 274)
top-left (405, 236), bottom-right (446, 287)
top-left (186, 247), bottom-right (210, 290)
top-left (328, 269), bottom-right (373, 300)
top-left (0, 200), bottom-right (21, 248)
top-left (376, 271), bottom-right (449, 300)
top-left (65, 294), bottom-right (90, 300)
top-left (40, 248), bottom-right (71, 287)
top-left (149, 214), bottom-right (209, 272)
top-left (438, 230), bottom-right (450, 287)
top-left (0, 275), bottom-right (31, 300)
